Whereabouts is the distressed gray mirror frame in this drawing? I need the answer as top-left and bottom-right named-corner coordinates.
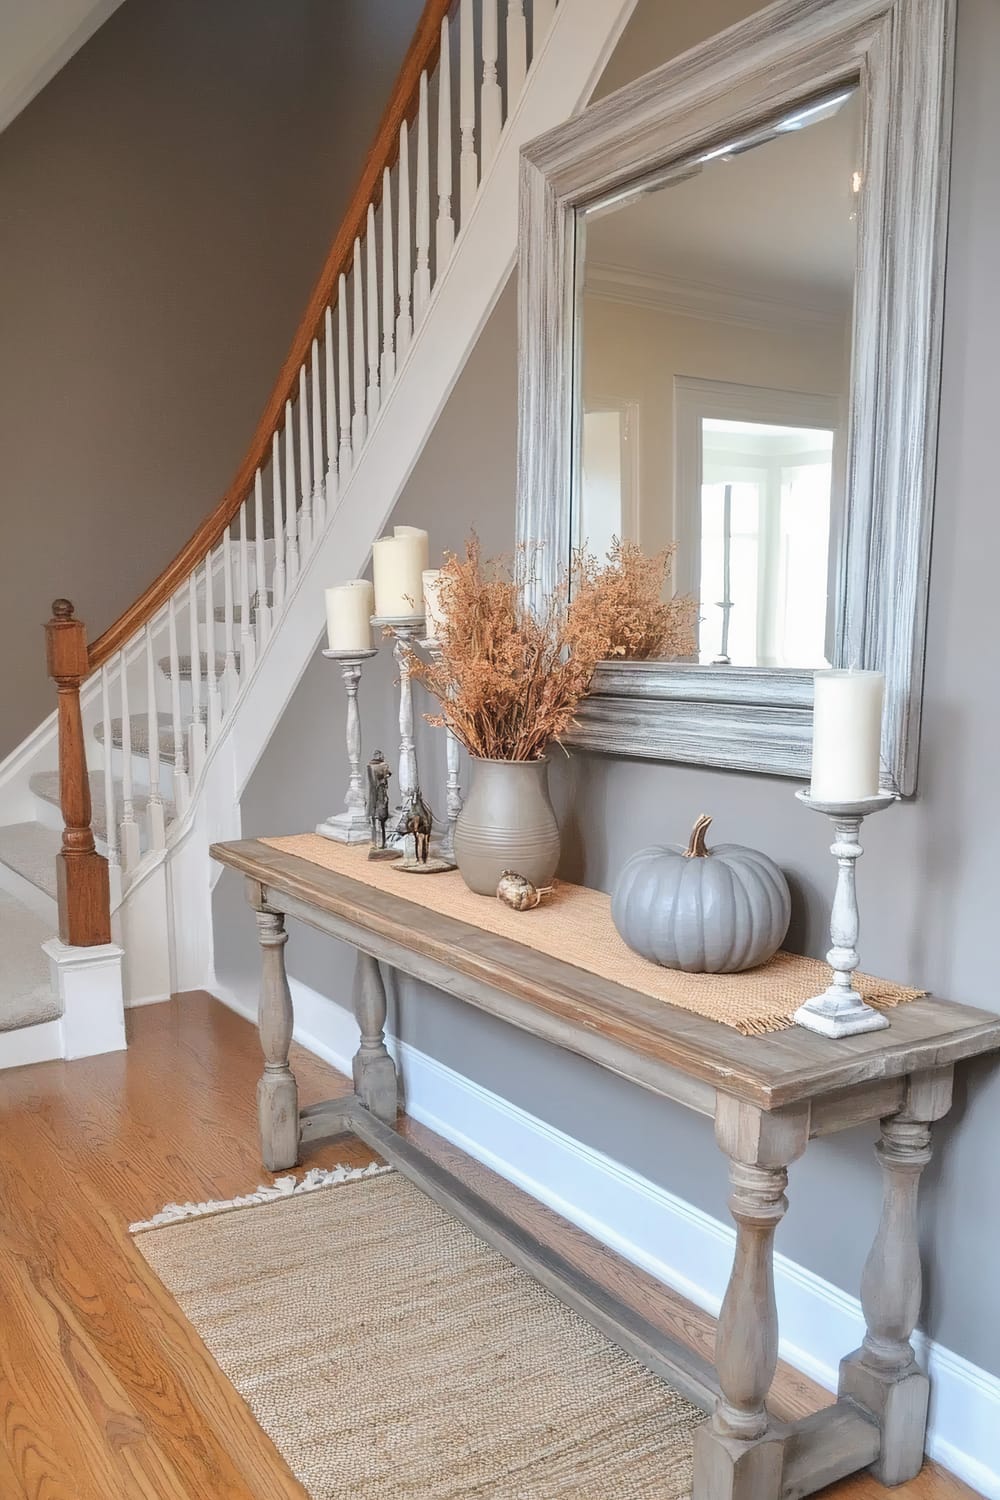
top-left (515, 0), bottom-right (954, 794)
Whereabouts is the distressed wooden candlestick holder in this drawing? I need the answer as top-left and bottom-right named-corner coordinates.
top-left (373, 616), bottom-right (425, 850)
top-left (418, 634), bottom-right (463, 863)
top-left (794, 788), bottom-right (897, 1038)
top-left (316, 647), bottom-right (379, 844)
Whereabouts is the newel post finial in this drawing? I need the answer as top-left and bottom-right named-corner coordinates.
top-left (43, 601), bottom-right (111, 947)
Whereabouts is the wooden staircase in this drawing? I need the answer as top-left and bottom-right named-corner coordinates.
top-left (0, 0), bottom-right (638, 1066)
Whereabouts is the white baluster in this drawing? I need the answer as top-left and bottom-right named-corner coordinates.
top-left (145, 625), bottom-right (166, 850)
top-left (100, 663), bottom-right (122, 907)
top-left (506, 1), bottom-right (527, 108)
top-left (396, 120), bottom-right (413, 359)
top-left (223, 524), bottom-right (239, 707)
top-left (271, 430), bottom-right (286, 611)
top-left (338, 274), bottom-right (353, 482)
top-left (366, 206), bottom-right (380, 423)
top-left (311, 337), bottom-right (325, 534)
top-left (284, 402), bottom-right (299, 584)
top-left (533, 0), bottom-right (556, 48)
top-left (481, 0), bottom-right (502, 167)
top-left (253, 468), bottom-right (271, 646)
top-left (436, 17), bottom-right (456, 269)
top-left (187, 571), bottom-right (206, 779)
top-left (352, 239), bottom-right (367, 453)
top-left (414, 71), bottom-right (431, 323)
top-left (204, 549), bottom-right (221, 742)
top-left (381, 167), bottom-right (396, 390)
top-left (238, 500), bottom-right (255, 676)
top-left (297, 366), bottom-right (312, 557)
top-left (118, 650), bottom-right (141, 872)
top-left (459, 0), bottom-right (478, 223)
top-left (167, 595), bottom-right (190, 813)
top-left (324, 306), bottom-right (339, 509)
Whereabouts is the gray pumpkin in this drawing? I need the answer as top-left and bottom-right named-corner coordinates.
top-left (611, 813), bottom-right (790, 973)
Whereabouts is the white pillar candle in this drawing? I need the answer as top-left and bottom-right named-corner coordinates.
top-left (325, 580), bottom-right (374, 652)
top-left (810, 669), bottom-right (885, 801)
top-left (372, 525), bottom-right (429, 618)
top-left (423, 568), bottom-right (446, 640)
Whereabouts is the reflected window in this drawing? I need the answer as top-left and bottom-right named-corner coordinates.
top-left (699, 419), bottom-right (833, 667)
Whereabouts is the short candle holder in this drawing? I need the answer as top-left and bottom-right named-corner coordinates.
top-left (372, 615), bottom-right (425, 850)
top-left (316, 648), bottom-right (379, 844)
top-left (793, 788), bottom-right (898, 1038)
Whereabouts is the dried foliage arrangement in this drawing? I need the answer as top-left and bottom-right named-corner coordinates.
top-left (407, 536), bottom-right (696, 762)
top-left (568, 540), bottom-right (697, 662)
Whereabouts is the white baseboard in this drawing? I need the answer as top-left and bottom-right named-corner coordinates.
top-left (215, 976), bottom-right (1000, 1498)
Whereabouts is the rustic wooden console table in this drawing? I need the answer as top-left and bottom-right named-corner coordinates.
top-left (212, 838), bottom-right (1000, 1500)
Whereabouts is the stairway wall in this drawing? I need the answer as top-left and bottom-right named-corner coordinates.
top-left (0, 0), bottom-right (423, 757)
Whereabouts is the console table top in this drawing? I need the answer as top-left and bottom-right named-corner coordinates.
top-left (212, 838), bottom-right (1000, 1111)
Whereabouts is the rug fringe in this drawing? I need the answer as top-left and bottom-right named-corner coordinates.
top-left (129, 1161), bottom-right (393, 1234)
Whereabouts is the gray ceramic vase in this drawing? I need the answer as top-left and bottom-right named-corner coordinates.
top-left (454, 757), bottom-right (561, 897)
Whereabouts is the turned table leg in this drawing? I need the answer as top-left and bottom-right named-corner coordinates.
top-left (839, 1066), bottom-right (953, 1486)
top-left (693, 1097), bottom-right (810, 1500)
top-left (352, 951), bottom-right (399, 1124)
top-left (254, 905), bottom-right (300, 1171)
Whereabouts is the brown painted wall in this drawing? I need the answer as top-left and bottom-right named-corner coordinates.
top-left (0, 0), bottom-right (423, 756)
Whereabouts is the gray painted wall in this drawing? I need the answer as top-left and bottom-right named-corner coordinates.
top-left (215, 0), bottom-right (1000, 1378)
top-left (0, 0), bottom-right (423, 756)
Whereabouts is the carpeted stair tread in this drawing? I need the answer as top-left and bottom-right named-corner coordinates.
top-left (30, 771), bottom-right (176, 843)
top-left (0, 822), bottom-right (60, 899)
top-left (0, 889), bottom-right (59, 1033)
top-left (94, 713), bottom-right (175, 757)
top-left (158, 652), bottom-right (239, 680)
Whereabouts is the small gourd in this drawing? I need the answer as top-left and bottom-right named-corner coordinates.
top-left (611, 814), bottom-right (790, 973)
top-left (496, 871), bottom-right (547, 911)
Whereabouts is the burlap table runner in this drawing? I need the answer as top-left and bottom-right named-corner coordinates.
top-left (261, 834), bottom-right (924, 1036)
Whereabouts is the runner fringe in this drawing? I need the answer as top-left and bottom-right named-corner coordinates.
top-left (129, 1161), bottom-right (392, 1234)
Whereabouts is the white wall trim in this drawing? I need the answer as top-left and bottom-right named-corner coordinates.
top-left (585, 260), bottom-right (846, 331)
top-left (213, 974), bottom-right (1000, 1498)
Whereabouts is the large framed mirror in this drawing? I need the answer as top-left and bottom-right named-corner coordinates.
top-left (516, 0), bottom-right (954, 793)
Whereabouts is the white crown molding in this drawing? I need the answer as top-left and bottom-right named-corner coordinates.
top-left (213, 974), bottom-right (1000, 1500)
top-left (0, 0), bottom-right (126, 136)
top-left (584, 259), bottom-right (846, 331)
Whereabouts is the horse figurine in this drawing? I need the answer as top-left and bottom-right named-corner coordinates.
top-left (398, 787), bottom-right (433, 864)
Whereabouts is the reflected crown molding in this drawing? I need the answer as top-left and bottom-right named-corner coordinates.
top-left (584, 260), bottom-right (846, 332)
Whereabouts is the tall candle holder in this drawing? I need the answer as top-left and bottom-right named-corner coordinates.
top-left (373, 616), bottom-right (425, 849)
top-left (793, 788), bottom-right (897, 1037)
top-left (419, 634), bottom-right (463, 864)
top-left (316, 647), bottom-right (379, 843)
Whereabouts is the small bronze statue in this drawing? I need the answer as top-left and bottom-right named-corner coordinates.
top-left (390, 786), bottom-right (454, 874)
top-left (366, 751), bottom-right (394, 855)
top-left (398, 787), bottom-right (434, 864)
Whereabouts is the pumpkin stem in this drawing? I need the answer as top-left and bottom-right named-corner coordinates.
top-left (684, 813), bottom-right (713, 858)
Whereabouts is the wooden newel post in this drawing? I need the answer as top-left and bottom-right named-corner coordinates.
top-left (45, 600), bottom-right (111, 946)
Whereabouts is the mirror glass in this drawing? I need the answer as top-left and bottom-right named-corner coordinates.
top-left (574, 86), bottom-right (861, 668)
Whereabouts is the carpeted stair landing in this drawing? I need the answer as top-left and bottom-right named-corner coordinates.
top-left (0, 889), bottom-right (59, 1033)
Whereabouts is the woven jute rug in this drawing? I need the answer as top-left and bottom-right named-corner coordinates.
top-left (262, 833), bottom-right (924, 1035)
top-left (134, 1168), bottom-right (701, 1499)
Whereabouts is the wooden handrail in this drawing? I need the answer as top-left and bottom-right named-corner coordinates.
top-left (45, 601), bottom-right (112, 946)
top-left (87, 0), bottom-right (454, 673)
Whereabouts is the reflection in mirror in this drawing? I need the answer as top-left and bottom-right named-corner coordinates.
top-left (574, 87), bottom-right (860, 668)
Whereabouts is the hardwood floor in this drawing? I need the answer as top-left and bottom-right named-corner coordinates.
top-left (0, 991), bottom-right (980, 1499)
